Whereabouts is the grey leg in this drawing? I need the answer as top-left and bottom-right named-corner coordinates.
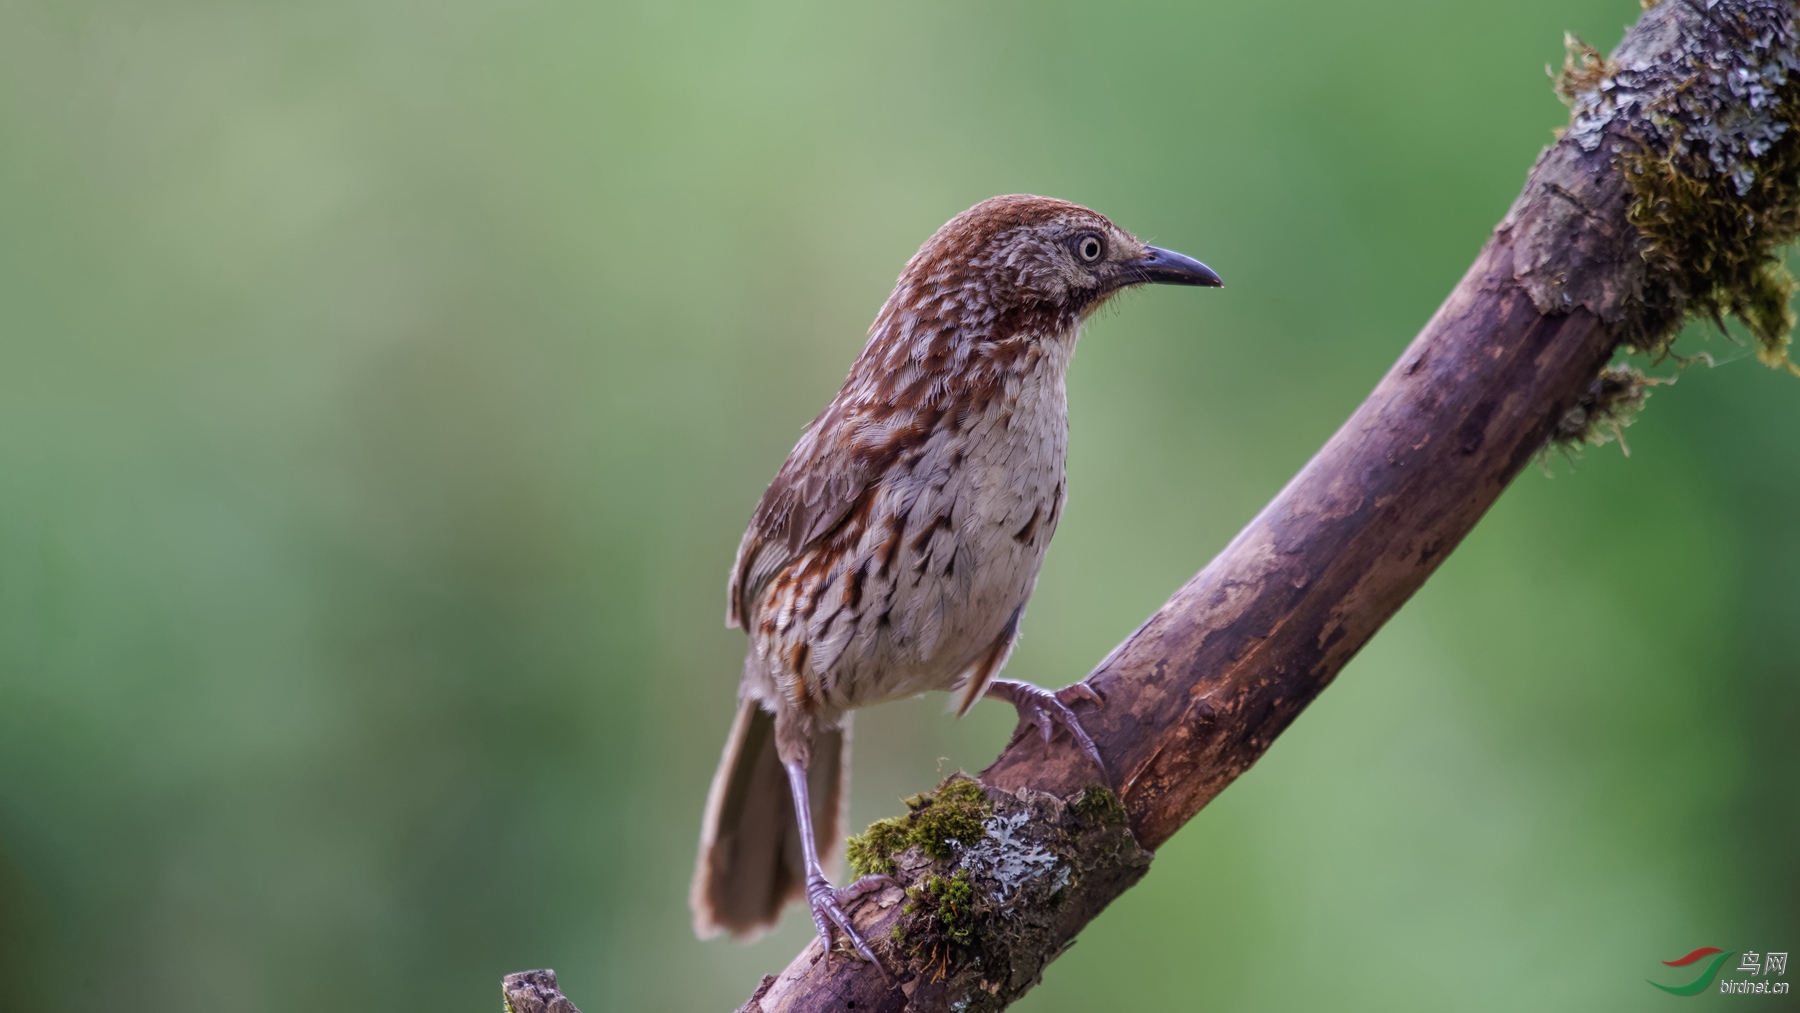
top-left (783, 760), bottom-right (895, 964)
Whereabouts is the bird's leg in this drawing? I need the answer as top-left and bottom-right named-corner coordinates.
top-left (983, 679), bottom-right (1107, 773)
top-left (782, 759), bottom-right (896, 964)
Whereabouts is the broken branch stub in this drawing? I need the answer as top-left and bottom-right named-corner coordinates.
top-left (502, 970), bottom-right (583, 1013)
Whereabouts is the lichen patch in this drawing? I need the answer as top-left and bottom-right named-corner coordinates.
top-left (847, 777), bottom-right (1151, 1012)
top-left (1563, 0), bottom-right (1800, 371)
top-left (955, 811), bottom-right (1068, 905)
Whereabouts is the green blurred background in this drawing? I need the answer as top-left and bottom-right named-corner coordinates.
top-left (1, 0), bottom-right (1795, 1009)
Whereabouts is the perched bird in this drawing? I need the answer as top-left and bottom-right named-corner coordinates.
top-left (690, 194), bottom-right (1221, 961)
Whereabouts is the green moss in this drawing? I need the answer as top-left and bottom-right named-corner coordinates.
top-left (1552, 33), bottom-right (1615, 109)
top-left (1624, 141), bottom-right (1800, 373)
top-left (870, 783), bottom-right (1154, 1004)
top-left (1544, 12), bottom-right (1800, 453)
top-left (898, 869), bottom-right (978, 976)
top-left (845, 775), bottom-right (993, 877)
top-left (1068, 784), bottom-right (1127, 826)
top-left (919, 869), bottom-right (976, 946)
top-left (1591, 19), bottom-right (1800, 374)
top-left (910, 779), bottom-right (991, 859)
top-left (1552, 365), bottom-right (1671, 454)
top-left (845, 816), bottom-right (911, 877)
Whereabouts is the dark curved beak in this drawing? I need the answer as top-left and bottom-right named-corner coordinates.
top-left (1133, 245), bottom-right (1223, 287)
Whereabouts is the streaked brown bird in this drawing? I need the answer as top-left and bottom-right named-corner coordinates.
top-left (691, 194), bottom-right (1221, 961)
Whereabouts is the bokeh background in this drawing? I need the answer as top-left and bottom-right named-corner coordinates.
top-left (1, 0), bottom-right (1795, 1009)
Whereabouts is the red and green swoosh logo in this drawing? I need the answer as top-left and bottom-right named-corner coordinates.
top-left (1649, 947), bottom-right (1735, 996)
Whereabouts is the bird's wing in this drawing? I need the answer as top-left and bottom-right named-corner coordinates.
top-left (727, 402), bottom-right (879, 630)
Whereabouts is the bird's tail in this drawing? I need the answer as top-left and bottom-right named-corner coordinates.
top-left (690, 698), bottom-right (849, 939)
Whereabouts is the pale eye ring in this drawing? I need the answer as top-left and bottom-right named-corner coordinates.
top-left (1075, 234), bottom-right (1104, 263)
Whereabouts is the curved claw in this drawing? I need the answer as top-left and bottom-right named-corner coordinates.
top-left (986, 679), bottom-right (1106, 774)
top-left (804, 873), bottom-right (895, 965)
top-left (1057, 682), bottom-right (1104, 707)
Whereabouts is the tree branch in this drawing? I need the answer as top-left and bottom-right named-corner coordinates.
top-left (508, 3), bottom-right (1800, 1009)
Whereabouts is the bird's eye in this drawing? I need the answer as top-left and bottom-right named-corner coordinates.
top-left (1075, 234), bottom-right (1104, 263)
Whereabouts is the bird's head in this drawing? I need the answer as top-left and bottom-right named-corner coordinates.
top-left (899, 194), bottom-right (1221, 321)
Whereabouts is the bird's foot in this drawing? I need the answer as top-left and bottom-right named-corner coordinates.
top-left (984, 679), bottom-right (1106, 773)
top-left (804, 872), bottom-right (898, 964)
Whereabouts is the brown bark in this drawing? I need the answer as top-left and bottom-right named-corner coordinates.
top-left (502, 970), bottom-right (584, 1013)
top-left (507, 2), bottom-right (1799, 1010)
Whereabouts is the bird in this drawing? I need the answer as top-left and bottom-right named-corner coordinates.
top-left (690, 194), bottom-right (1221, 962)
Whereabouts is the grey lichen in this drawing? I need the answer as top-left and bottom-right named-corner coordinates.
top-left (853, 777), bottom-right (1151, 1012)
top-left (1562, 15), bottom-right (1799, 197)
top-left (1527, 1), bottom-right (1800, 457)
top-left (953, 811), bottom-right (1068, 904)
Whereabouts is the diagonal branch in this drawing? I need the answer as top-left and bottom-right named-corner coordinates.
top-left (510, 3), bottom-right (1800, 1010)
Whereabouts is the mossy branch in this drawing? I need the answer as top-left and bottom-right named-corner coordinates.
top-left (502, 2), bottom-right (1800, 1009)
top-left (1556, 1), bottom-right (1800, 376)
top-left (1539, 2), bottom-right (1800, 460)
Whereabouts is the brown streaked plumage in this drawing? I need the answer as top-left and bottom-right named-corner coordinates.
top-left (692, 194), bottom-right (1221, 962)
